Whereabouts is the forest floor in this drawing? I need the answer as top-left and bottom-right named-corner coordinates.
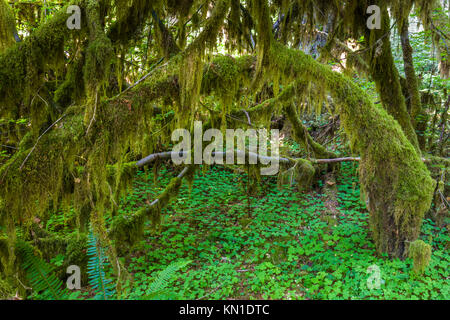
top-left (49, 161), bottom-right (449, 300)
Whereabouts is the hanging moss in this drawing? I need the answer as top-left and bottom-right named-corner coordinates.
top-left (0, 275), bottom-right (14, 299)
top-left (54, 51), bottom-right (86, 108)
top-left (151, 6), bottom-right (181, 58)
top-left (108, 0), bottom-right (154, 46)
top-left (83, 0), bottom-right (114, 124)
top-left (0, 110), bottom-right (84, 225)
top-left (416, 0), bottom-right (450, 79)
top-left (408, 240), bottom-right (432, 275)
top-left (177, 0), bottom-right (228, 125)
top-left (284, 102), bottom-right (336, 159)
top-left (0, 0), bottom-right (17, 53)
top-left (0, 1), bottom-right (84, 113)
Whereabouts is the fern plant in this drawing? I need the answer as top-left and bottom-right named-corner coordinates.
top-left (86, 231), bottom-right (116, 300)
top-left (142, 260), bottom-right (191, 300)
top-left (17, 241), bottom-right (68, 300)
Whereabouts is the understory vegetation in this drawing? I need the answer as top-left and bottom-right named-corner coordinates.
top-left (0, 0), bottom-right (448, 300)
top-left (40, 162), bottom-right (449, 300)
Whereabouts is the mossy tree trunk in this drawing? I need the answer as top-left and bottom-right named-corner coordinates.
top-left (399, 16), bottom-right (427, 150)
top-left (365, 6), bottom-right (420, 153)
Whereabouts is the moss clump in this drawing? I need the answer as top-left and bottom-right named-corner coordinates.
top-left (202, 55), bottom-right (240, 106)
top-left (109, 210), bottom-right (146, 249)
top-left (408, 240), bottom-right (432, 275)
top-left (294, 159), bottom-right (315, 191)
top-left (278, 159), bottom-right (315, 192)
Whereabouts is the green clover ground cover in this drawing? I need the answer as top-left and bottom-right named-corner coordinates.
top-left (116, 162), bottom-right (449, 300)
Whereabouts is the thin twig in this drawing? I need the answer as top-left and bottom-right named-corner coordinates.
top-left (19, 114), bottom-right (66, 171)
top-left (112, 58), bottom-right (166, 100)
top-left (86, 90), bottom-right (98, 135)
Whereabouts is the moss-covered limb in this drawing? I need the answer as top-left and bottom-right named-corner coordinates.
top-left (0, 110), bottom-right (84, 225)
top-left (363, 5), bottom-right (419, 152)
top-left (0, 2), bottom-right (84, 111)
top-left (261, 38), bottom-right (435, 258)
top-left (0, 1), bottom-right (84, 118)
top-left (109, 165), bottom-right (195, 247)
top-left (201, 54), bottom-right (255, 109)
top-left (0, 0), bottom-right (16, 53)
top-left (284, 103), bottom-right (337, 159)
top-left (137, 150), bottom-right (359, 169)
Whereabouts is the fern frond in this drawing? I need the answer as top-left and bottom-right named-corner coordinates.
top-left (86, 231), bottom-right (115, 300)
top-left (143, 260), bottom-right (190, 300)
top-left (17, 241), bottom-right (68, 300)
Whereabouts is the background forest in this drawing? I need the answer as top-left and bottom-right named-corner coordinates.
top-left (0, 0), bottom-right (448, 300)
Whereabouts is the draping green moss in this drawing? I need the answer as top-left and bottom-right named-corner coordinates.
top-left (284, 103), bottom-right (336, 159)
top-left (0, 111), bottom-right (84, 224)
top-left (108, 0), bottom-right (155, 46)
top-left (0, 275), bottom-right (14, 299)
top-left (0, 2), bottom-right (83, 118)
top-left (0, 0), bottom-right (16, 53)
top-left (178, 0), bottom-right (228, 126)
